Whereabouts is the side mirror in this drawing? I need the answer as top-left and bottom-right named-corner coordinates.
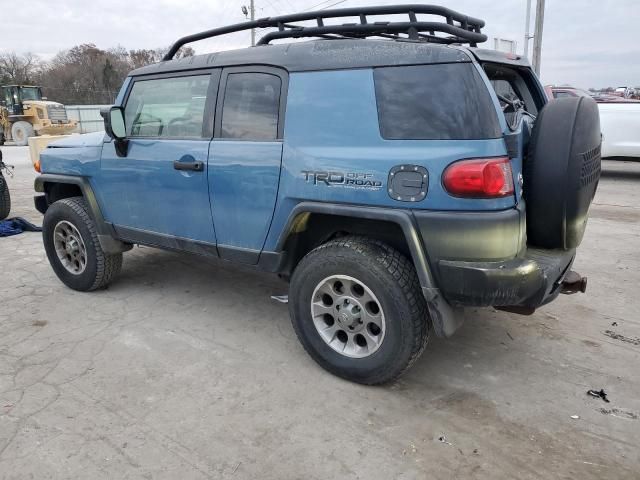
top-left (101, 106), bottom-right (128, 157)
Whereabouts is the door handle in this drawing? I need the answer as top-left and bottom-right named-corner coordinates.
top-left (173, 160), bottom-right (204, 172)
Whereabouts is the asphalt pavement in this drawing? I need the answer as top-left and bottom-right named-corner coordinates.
top-left (1, 146), bottom-right (639, 479)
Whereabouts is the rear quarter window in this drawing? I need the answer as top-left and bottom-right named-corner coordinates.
top-left (374, 63), bottom-right (501, 140)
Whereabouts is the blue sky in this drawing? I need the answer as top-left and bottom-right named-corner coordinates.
top-left (2, 0), bottom-right (638, 89)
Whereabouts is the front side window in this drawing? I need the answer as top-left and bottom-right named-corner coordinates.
top-left (374, 63), bottom-right (501, 140)
top-left (125, 75), bottom-right (211, 138)
top-left (220, 73), bottom-right (281, 140)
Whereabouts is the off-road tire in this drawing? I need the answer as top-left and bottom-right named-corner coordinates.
top-left (43, 196), bottom-right (122, 291)
top-left (0, 174), bottom-right (10, 220)
top-left (11, 121), bottom-right (35, 147)
top-left (289, 236), bottom-right (430, 385)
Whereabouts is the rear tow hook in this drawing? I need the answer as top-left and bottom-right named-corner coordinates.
top-left (560, 271), bottom-right (587, 295)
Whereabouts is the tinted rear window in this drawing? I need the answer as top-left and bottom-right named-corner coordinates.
top-left (374, 63), bottom-right (501, 140)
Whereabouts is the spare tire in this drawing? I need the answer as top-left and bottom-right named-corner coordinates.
top-left (524, 97), bottom-right (601, 250)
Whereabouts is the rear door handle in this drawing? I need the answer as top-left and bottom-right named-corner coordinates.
top-left (173, 159), bottom-right (204, 172)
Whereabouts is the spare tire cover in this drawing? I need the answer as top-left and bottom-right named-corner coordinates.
top-left (524, 97), bottom-right (601, 250)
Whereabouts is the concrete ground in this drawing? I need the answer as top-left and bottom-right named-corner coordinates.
top-left (0, 146), bottom-right (639, 479)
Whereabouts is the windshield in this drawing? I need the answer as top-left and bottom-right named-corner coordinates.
top-left (20, 87), bottom-right (42, 101)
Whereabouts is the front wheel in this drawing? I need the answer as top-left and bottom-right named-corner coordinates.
top-left (11, 121), bottom-right (35, 147)
top-left (43, 197), bottom-right (122, 291)
top-left (289, 236), bottom-right (430, 385)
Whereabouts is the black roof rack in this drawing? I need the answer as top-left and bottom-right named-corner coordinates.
top-left (163, 4), bottom-right (486, 61)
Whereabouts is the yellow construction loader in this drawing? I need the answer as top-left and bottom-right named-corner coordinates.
top-left (0, 85), bottom-right (77, 146)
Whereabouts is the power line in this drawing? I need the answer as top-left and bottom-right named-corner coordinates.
top-left (303, 0), bottom-right (339, 12)
top-left (262, 0), bottom-right (281, 14)
top-left (280, 0), bottom-right (296, 12)
top-left (318, 0), bottom-right (347, 10)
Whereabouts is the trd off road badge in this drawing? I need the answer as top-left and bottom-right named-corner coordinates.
top-left (301, 170), bottom-right (382, 190)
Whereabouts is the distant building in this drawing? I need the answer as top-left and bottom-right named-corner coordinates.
top-left (492, 38), bottom-right (517, 54)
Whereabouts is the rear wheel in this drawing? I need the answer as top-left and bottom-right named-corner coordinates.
top-left (11, 121), bottom-right (35, 146)
top-left (43, 197), bottom-right (122, 291)
top-left (0, 174), bottom-right (10, 220)
top-left (289, 236), bottom-right (430, 384)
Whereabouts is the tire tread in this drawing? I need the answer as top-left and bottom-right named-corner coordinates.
top-left (52, 197), bottom-right (122, 290)
top-left (291, 235), bottom-right (429, 384)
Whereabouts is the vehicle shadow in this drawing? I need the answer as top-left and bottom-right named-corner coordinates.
top-left (600, 168), bottom-right (640, 180)
top-left (113, 246), bottom-right (519, 387)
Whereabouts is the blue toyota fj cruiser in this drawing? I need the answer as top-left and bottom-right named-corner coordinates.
top-left (34, 5), bottom-right (600, 384)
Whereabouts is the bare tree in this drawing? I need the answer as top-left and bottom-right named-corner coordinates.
top-left (0, 52), bottom-right (40, 84)
top-left (1, 44), bottom-right (195, 104)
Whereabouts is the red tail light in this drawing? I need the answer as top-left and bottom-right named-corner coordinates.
top-left (443, 157), bottom-right (514, 198)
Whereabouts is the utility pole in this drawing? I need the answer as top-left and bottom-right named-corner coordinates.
top-left (531, 0), bottom-right (545, 75)
top-left (523, 0), bottom-right (532, 58)
top-left (250, 0), bottom-right (256, 46)
top-left (241, 1), bottom-right (256, 46)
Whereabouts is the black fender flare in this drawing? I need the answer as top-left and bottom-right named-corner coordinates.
top-left (275, 202), bottom-right (463, 337)
top-left (34, 174), bottom-right (130, 254)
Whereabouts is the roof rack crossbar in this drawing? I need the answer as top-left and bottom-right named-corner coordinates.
top-left (163, 4), bottom-right (486, 60)
top-left (256, 21), bottom-right (484, 46)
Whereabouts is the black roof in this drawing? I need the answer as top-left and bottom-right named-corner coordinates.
top-left (130, 39), bottom-right (473, 77)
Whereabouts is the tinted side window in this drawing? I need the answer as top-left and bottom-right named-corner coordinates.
top-left (125, 75), bottom-right (210, 138)
top-left (220, 73), bottom-right (281, 140)
top-left (554, 91), bottom-right (572, 98)
top-left (374, 64), bottom-right (501, 140)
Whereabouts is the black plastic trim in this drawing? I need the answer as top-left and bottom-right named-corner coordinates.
top-left (35, 174), bottom-right (110, 236)
top-left (114, 225), bottom-right (219, 257)
top-left (275, 201), bottom-right (463, 337)
top-left (217, 244), bottom-right (259, 264)
top-left (34, 194), bottom-right (47, 214)
top-left (438, 248), bottom-right (575, 308)
top-left (276, 202), bottom-right (435, 290)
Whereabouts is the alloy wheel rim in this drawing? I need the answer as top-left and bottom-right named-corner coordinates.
top-left (53, 220), bottom-right (87, 275)
top-left (310, 274), bottom-right (386, 358)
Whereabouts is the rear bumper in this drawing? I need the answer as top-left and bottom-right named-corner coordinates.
top-left (437, 248), bottom-right (576, 308)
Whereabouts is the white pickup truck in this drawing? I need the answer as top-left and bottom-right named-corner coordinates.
top-left (598, 102), bottom-right (640, 158)
top-left (547, 86), bottom-right (640, 159)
